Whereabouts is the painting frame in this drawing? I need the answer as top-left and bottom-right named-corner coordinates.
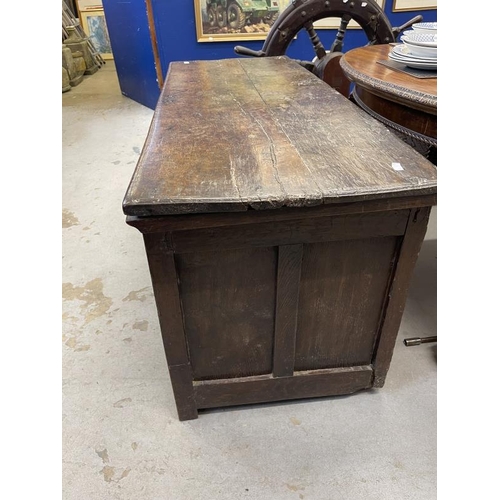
top-left (80, 8), bottom-right (113, 60)
top-left (392, 0), bottom-right (437, 12)
top-left (313, 0), bottom-right (386, 29)
top-left (194, 0), bottom-right (288, 43)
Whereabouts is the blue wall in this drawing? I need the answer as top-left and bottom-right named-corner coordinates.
top-left (152, 1), bottom-right (436, 76)
top-left (105, 1), bottom-right (436, 109)
top-left (102, 0), bottom-right (160, 109)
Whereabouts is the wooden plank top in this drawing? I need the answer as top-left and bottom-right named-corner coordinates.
top-left (340, 45), bottom-right (437, 114)
top-left (123, 57), bottom-right (437, 217)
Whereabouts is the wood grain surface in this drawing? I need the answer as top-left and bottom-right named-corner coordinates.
top-left (176, 247), bottom-right (277, 380)
top-left (372, 206), bottom-right (432, 387)
top-left (123, 57), bottom-right (437, 217)
top-left (340, 45), bottom-right (437, 114)
top-left (193, 366), bottom-right (374, 409)
top-left (273, 244), bottom-right (303, 378)
top-left (295, 236), bottom-right (399, 370)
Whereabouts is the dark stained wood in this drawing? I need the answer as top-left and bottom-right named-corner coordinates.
top-left (122, 57), bottom-right (437, 217)
top-left (136, 203), bottom-right (433, 420)
top-left (273, 244), bottom-right (303, 377)
top-left (175, 247), bottom-right (277, 380)
top-left (126, 194), bottom-right (437, 233)
top-left (194, 366), bottom-right (373, 409)
top-left (170, 211), bottom-right (409, 253)
top-left (356, 87), bottom-right (437, 139)
top-left (125, 57), bottom-right (437, 420)
top-left (143, 233), bottom-right (190, 367)
top-left (142, 233), bottom-right (198, 420)
top-left (240, 57), bottom-right (436, 205)
top-left (372, 207), bottom-right (432, 387)
top-left (295, 237), bottom-right (400, 370)
top-left (168, 364), bottom-right (198, 421)
top-left (340, 45), bottom-right (437, 146)
top-left (340, 45), bottom-right (436, 115)
top-left (315, 52), bottom-right (351, 98)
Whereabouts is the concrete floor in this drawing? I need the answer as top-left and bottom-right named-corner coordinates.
top-left (62, 62), bottom-right (437, 500)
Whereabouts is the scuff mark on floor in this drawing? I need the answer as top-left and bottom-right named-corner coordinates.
top-left (119, 467), bottom-right (131, 480)
top-left (113, 398), bottom-right (132, 408)
top-left (96, 449), bottom-right (110, 464)
top-left (62, 312), bottom-right (79, 324)
top-left (286, 483), bottom-right (305, 492)
top-left (65, 337), bottom-right (78, 349)
top-left (100, 465), bottom-right (115, 482)
top-left (62, 209), bottom-right (80, 228)
top-left (132, 320), bottom-right (149, 331)
top-left (97, 449), bottom-right (131, 483)
top-left (122, 287), bottom-right (150, 302)
top-left (62, 278), bottom-right (113, 323)
top-left (64, 334), bottom-right (90, 352)
top-left (75, 345), bottom-right (91, 352)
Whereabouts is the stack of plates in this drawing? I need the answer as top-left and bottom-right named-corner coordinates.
top-left (388, 22), bottom-right (437, 70)
top-left (411, 21), bottom-right (438, 34)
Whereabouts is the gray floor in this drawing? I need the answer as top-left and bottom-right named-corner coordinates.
top-left (62, 62), bottom-right (437, 500)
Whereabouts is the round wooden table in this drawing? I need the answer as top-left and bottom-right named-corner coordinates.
top-left (340, 44), bottom-right (437, 154)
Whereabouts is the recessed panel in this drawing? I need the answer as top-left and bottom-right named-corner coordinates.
top-left (176, 247), bottom-right (277, 380)
top-left (295, 237), bottom-right (399, 370)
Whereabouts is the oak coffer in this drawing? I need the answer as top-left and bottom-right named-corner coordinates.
top-left (123, 57), bottom-right (437, 421)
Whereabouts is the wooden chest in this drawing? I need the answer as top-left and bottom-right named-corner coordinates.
top-left (123, 57), bottom-right (437, 420)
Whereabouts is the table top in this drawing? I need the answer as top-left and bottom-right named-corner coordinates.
top-left (340, 45), bottom-right (437, 115)
top-left (123, 57), bottom-right (437, 217)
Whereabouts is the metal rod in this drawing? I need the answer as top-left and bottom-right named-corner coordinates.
top-left (404, 336), bottom-right (437, 347)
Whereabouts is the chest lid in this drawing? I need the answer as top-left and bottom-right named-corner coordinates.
top-left (123, 57), bottom-right (437, 217)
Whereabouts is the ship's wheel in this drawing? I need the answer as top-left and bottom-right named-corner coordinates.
top-left (235, 0), bottom-right (422, 97)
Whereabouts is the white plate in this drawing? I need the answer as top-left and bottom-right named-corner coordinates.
top-left (401, 31), bottom-right (437, 47)
top-left (411, 22), bottom-right (437, 33)
top-left (388, 53), bottom-right (436, 66)
top-left (392, 44), bottom-right (437, 61)
top-left (401, 41), bottom-right (437, 58)
top-left (388, 53), bottom-right (437, 70)
top-left (404, 61), bottom-right (437, 70)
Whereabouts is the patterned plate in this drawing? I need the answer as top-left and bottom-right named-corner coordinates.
top-left (411, 22), bottom-right (437, 32)
top-left (392, 44), bottom-right (437, 62)
top-left (401, 31), bottom-right (437, 47)
top-left (388, 53), bottom-right (437, 70)
top-left (388, 52), bottom-right (436, 70)
top-left (402, 41), bottom-right (437, 58)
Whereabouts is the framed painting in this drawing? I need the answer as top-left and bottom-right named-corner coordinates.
top-left (194, 0), bottom-right (289, 42)
top-left (393, 0), bottom-right (437, 11)
top-left (314, 0), bottom-right (386, 29)
top-left (80, 8), bottom-right (113, 59)
top-left (76, 0), bottom-right (103, 11)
